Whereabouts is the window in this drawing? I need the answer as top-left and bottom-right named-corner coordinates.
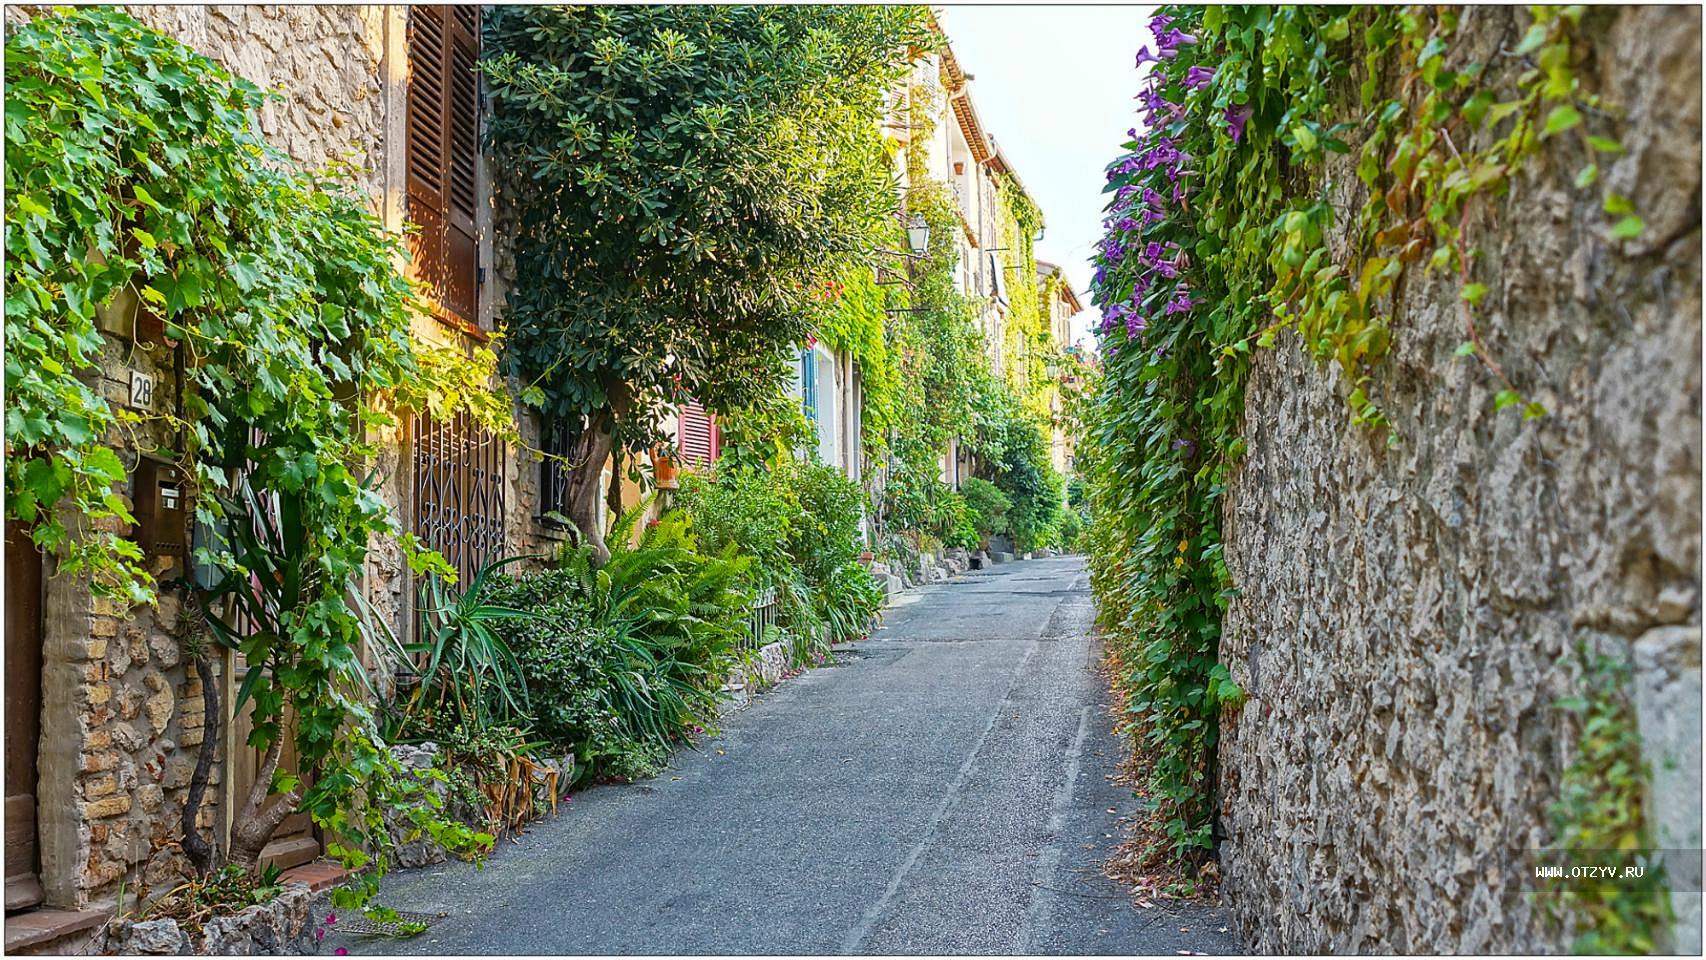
top-left (677, 400), bottom-right (720, 467)
top-left (407, 5), bottom-right (481, 328)
top-left (800, 348), bottom-right (819, 426)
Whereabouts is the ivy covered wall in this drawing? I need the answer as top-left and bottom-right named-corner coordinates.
top-left (1210, 7), bottom-right (1702, 953)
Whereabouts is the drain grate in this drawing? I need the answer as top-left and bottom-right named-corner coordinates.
top-left (339, 909), bottom-right (447, 938)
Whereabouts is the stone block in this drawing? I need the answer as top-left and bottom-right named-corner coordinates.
top-left (83, 795), bottom-right (131, 819)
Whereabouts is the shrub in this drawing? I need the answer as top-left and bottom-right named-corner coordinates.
top-left (959, 477), bottom-right (1011, 542)
top-left (479, 569), bottom-right (622, 765)
top-left (816, 560), bottom-right (885, 644)
top-left (558, 503), bottom-right (749, 757)
top-left (784, 460), bottom-right (866, 584)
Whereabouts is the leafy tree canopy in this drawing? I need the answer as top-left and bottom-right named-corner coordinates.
top-left (482, 4), bottom-right (933, 447)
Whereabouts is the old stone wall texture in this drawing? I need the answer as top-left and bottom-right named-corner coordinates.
top-left (27, 5), bottom-right (392, 910)
top-left (1216, 7), bottom-right (1701, 954)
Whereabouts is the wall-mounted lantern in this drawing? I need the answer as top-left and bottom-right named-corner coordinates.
top-left (905, 214), bottom-right (930, 256)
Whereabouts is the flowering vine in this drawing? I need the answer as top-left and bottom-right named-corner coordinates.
top-left (1081, 9), bottom-right (1665, 939)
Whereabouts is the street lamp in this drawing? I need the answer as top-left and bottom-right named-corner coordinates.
top-left (905, 214), bottom-right (930, 256)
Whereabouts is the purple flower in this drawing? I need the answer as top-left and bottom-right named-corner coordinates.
top-left (1149, 13), bottom-right (1175, 33)
top-left (1185, 66), bottom-right (1215, 90)
top-left (1134, 46), bottom-right (1157, 68)
top-left (1225, 104), bottom-right (1253, 144)
top-left (1165, 286), bottom-right (1195, 315)
top-left (1126, 313), bottom-right (1147, 338)
top-left (1158, 28), bottom-right (1198, 54)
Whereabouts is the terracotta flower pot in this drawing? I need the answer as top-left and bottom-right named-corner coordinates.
top-left (652, 450), bottom-right (679, 490)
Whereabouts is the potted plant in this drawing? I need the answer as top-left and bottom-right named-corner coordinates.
top-left (652, 447), bottom-right (679, 490)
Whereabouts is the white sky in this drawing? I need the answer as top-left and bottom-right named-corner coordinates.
top-left (937, 5), bottom-right (1152, 345)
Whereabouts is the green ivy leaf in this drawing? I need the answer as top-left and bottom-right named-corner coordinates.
top-left (1574, 163), bottom-right (1598, 188)
top-left (1541, 104), bottom-right (1582, 137)
top-left (1610, 215), bottom-right (1645, 239)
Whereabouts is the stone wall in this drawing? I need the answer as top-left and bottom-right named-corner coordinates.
top-left (1215, 7), bottom-right (1701, 954)
top-left (26, 4), bottom-right (394, 912)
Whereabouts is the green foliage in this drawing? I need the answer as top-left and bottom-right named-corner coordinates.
top-left (1081, 3), bottom-right (1652, 892)
top-left (1547, 650), bottom-right (1671, 954)
top-left (482, 5), bottom-right (931, 456)
top-left (4, 8), bottom-right (504, 603)
top-left (959, 476), bottom-right (1011, 540)
top-left (678, 456), bottom-right (882, 650)
top-left (556, 502), bottom-right (750, 758)
top-left (5, 8), bottom-right (508, 902)
top-left (816, 559), bottom-right (885, 646)
top-left (399, 557), bottom-right (536, 735)
top-left (479, 570), bottom-right (618, 762)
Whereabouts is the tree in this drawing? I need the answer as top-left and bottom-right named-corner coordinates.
top-left (482, 5), bottom-right (931, 560)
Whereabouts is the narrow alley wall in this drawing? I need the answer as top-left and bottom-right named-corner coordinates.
top-left (1215, 6), bottom-right (1702, 953)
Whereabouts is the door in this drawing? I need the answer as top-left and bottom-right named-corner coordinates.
top-left (5, 525), bottom-right (44, 911)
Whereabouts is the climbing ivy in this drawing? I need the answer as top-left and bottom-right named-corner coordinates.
top-left (5, 7), bottom-right (503, 903)
top-left (1081, 6), bottom-right (1652, 903)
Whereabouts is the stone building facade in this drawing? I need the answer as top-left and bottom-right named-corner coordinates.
top-left (6, 7), bottom-right (580, 944)
top-left (1213, 6), bottom-right (1702, 953)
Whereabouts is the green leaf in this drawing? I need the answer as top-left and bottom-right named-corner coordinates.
top-left (1603, 193), bottom-right (1634, 215)
top-left (1574, 163), bottom-right (1598, 188)
top-left (131, 227), bottom-right (158, 249)
top-left (1291, 123), bottom-right (1318, 153)
top-left (1494, 390), bottom-right (1523, 412)
top-left (1610, 215), bottom-right (1645, 239)
top-left (1454, 341), bottom-right (1477, 357)
top-left (1460, 283), bottom-right (1489, 305)
top-left (1513, 22), bottom-right (1549, 56)
top-left (1541, 104), bottom-right (1582, 137)
top-left (1587, 135), bottom-right (1626, 154)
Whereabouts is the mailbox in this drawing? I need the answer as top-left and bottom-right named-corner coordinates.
top-left (131, 458), bottom-right (188, 558)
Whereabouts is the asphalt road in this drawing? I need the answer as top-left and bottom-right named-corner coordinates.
top-left (329, 555), bottom-right (1240, 956)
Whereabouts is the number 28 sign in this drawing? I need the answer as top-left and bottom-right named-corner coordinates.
top-left (128, 368), bottom-right (155, 409)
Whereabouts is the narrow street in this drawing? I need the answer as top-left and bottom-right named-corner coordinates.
top-left (330, 557), bottom-right (1238, 956)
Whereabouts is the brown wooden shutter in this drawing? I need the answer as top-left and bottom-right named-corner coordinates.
top-left (407, 5), bottom-right (480, 327)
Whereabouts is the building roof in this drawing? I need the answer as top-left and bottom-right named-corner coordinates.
top-left (1036, 260), bottom-right (1084, 315)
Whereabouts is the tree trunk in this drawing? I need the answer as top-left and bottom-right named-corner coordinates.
top-left (179, 652), bottom-right (221, 876)
top-left (563, 414), bottom-right (615, 565)
top-left (225, 734), bottom-right (302, 875)
top-left (563, 386), bottom-right (631, 565)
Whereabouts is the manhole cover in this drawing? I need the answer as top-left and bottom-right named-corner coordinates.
top-left (340, 909), bottom-right (447, 938)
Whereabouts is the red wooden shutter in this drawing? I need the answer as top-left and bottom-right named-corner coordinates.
top-left (407, 5), bottom-right (480, 327)
top-left (678, 401), bottom-right (719, 467)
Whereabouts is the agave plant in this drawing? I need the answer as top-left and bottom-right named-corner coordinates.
top-left (400, 555), bottom-right (538, 734)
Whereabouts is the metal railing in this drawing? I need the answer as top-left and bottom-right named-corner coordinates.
top-left (746, 586), bottom-right (778, 651)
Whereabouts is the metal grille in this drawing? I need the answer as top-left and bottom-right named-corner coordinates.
top-left (747, 587), bottom-right (778, 651)
top-left (538, 417), bottom-right (573, 529)
top-left (413, 410), bottom-right (508, 585)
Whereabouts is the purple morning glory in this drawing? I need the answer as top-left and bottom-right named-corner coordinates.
top-left (1185, 66), bottom-right (1215, 89)
top-left (1225, 104), bottom-right (1253, 143)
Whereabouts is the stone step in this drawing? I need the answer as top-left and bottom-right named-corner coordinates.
top-left (5, 908), bottom-right (107, 955)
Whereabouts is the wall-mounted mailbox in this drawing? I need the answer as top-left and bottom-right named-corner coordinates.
top-left (132, 458), bottom-right (188, 558)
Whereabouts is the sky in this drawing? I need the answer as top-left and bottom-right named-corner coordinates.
top-left (937, 5), bottom-right (1151, 346)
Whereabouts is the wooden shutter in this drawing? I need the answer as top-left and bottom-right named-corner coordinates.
top-left (678, 400), bottom-right (719, 467)
top-left (407, 5), bottom-right (481, 327)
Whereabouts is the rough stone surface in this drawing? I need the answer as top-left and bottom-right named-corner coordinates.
top-left (1631, 626), bottom-right (1705, 954)
top-left (1215, 8), bottom-right (1701, 954)
top-left (98, 882), bottom-right (315, 955)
